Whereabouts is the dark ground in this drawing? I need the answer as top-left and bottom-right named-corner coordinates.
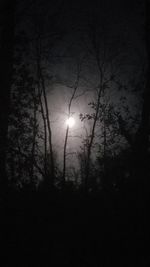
top-left (1, 185), bottom-right (149, 266)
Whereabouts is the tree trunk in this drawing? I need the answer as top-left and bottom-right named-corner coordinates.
top-left (62, 125), bottom-right (69, 184)
top-left (62, 66), bottom-right (80, 185)
top-left (30, 90), bottom-right (38, 187)
top-left (36, 38), bottom-right (55, 187)
top-left (41, 73), bottom-right (55, 186)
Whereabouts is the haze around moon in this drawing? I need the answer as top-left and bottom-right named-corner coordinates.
top-left (66, 117), bottom-right (75, 128)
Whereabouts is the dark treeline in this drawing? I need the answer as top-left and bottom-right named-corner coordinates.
top-left (0, 1), bottom-right (150, 266)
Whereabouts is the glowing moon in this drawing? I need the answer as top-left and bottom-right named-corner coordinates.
top-left (66, 117), bottom-right (75, 128)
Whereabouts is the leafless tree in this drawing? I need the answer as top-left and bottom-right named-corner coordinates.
top-left (0, 1), bottom-right (16, 188)
top-left (80, 19), bottom-right (113, 191)
top-left (62, 60), bottom-right (82, 184)
top-left (111, 0), bottom-right (150, 187)
top-left (35, 36), bottom-right (55, 186)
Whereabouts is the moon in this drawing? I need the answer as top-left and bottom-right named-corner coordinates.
top-left (66, 117), bottom-right (75, 128)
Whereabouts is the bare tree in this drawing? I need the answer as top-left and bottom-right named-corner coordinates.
top-left (80, 20), bottom-right (111, 191)
top-left (0, 1), bottom-right (16, 188)
top-left (112, 0), bottom-right (150, 187)
top-left (38, 83), bottom-right (48, 178)
top-left (29, 88), bottom-right (39, 186)
top-left (35, 37), bottom-right (55, 187)
top-left (62, 61), bottom-right (82, 184)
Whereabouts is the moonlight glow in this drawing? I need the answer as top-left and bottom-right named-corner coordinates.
top-left (66, 117), bottom-right (75, 128)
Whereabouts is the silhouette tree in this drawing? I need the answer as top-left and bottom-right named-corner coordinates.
top-left (35, 37), bottom-right (55, 187)
top-left (111, 0), bottom-right (150, 189)
top-left (79, 13), bottom-right (120, 191)
top-left (0, 1), bottom-right (16, 189)
top-left (62, 60), bottom-right (82, 185)
top-left (6, 0), bottom-right (66, 190)
top-left (7, 59), bottom-right (41, 189)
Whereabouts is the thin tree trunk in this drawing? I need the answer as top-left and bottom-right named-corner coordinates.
top-left (85, 86), bottom-right (102, 191)
top-left (103, 111), bottom-right (107, 175)
top-left (36, 48), bottom-right (48, 178)
top-left (36, 38), bottom-right (54, 186)
top-left (30, 90), bottom-right (38, 186)
top-left (40, 73), bottom-right (55, 186)
top-left (62, 70), bottom-right (80, 184)
top-left (62, 126), bottom-right (69, 184)
top-left (85, 66), bottom-right (103, 191)
top-left (84, 21), bottom-right (105, 191)
top-left (39, 90), bottom-right (47, 177)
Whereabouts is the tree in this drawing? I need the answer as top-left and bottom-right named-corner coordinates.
top-left (28, 0), bottom-right (65, 189)
top-left (79, 14), bottom-right (118, 191)
top-left (121, 0), bottom-right (150, 189)
top-left (62, 60), bottom-right (81, 184)
top-left (6, 0), bottom-right (66, 190)
top-left (35, 37), bottom-right (55, 187)
top-left (0, 1), bottom-right (16, 189)
top-left (7, 61), bottom-right (41, 189)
